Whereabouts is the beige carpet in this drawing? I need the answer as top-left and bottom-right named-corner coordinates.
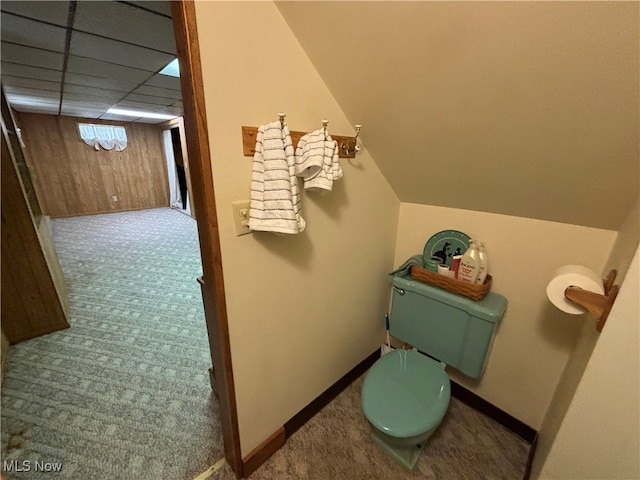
top-left (208, 374), bottom-right (530, 480)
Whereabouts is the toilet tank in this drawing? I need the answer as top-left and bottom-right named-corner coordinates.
top-left (390, 275), bottom-right (507, 379)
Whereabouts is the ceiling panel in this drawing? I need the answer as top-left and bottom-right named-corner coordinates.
top-left (99, 113), bottom-right (142, 122)
top-left (66, 56), bottom-right (152, 84)
top-left (0, 1), bottom-right (70, 27)
top-left (132, 116), bottom-right (167, 125)
top-left (1, 62), bottom-right (63, 82)
top-left (1, 42), bottom-right (64, 70)
top-left (3, 86), bottom-right (60, 100)
top-left (64, 72), bottom-right (139, 93)
top-left (69, 31), bottom-right (174, 73)
top-left (0, 1), bottom-right (183, 122)
top-left (74, 1), bottom-right (176, 54)
top-left (126, 1), bottom-right (172, 17)
top-left (123, 93), bottom-right (176, 106)
top-left (1, 76), bottom-right (61, 92)
top-left (5, 93), bottom-right (59, 108)
top-left (133, 84), bottom-right (182, 100)
top-left (62, 94), bottom-right (120, 108)
top-left (113, 99), bottom-right (176, 112)
top-left (8, 104), bottom-right (60, 115)
top-left (63, 84), bottom-right (124, 101)
top-left (1, 13), bottom-right (67, 52)
top-left (143, 73), bottom-right (181, 91)
top-left (60, 107), bottom-right (111, 119)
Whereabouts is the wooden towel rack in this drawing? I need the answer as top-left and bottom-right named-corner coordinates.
top-left (241, 126), bottom-right (358, 159)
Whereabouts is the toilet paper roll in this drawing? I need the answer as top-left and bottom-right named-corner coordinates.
top-left (546, 265), bottom-right (604, 314)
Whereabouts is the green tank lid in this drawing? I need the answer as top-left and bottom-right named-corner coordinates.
top-left (392, 274), bottom-right (507, 322)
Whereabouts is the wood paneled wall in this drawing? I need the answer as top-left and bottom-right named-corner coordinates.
top-left (16, 113), bottom-right (170, 217)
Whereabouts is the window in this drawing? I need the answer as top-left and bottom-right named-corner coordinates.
top-left (78, 123), bottom-right (128, 151)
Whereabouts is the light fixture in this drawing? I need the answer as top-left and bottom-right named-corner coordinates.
top-left (159, 58), bottom-right (179, 78)
top-left (107, 108), bottom-right (177, 120)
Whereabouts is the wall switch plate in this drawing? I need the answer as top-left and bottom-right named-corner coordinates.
top-left (231, 200), bottom-right (251, 236)
top-left (111, 195), bottom-right (118, 201)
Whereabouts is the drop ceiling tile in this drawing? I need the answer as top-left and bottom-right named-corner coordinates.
top-left (132, 117), bottom-right (168, 124)
top-left (65, 72), bottom-right (139, 93)
top-left (126, 1), bottom-right (172, 17)
top-left (0, 1), bottom-right (70, 27)
top-left (1, 13), bottom-right (67, 52)
top-left (143, 74), bottom-right (181, 91)
top-left (59, 108), bottom-right (107, 120)
top-left (5, 93), bottom-right (59, 107)
top-left (61, 94), bottom-right (118, 109)
top-left (133, 84), bottom-right (182, 100)
top-left (114, 100), bottom-right (174, 113)
top-left (1, 42), bottom-right (64, 70)
top-left (74, 1), bottom-right (175, 54)
top-left (1, 62), bottom-right (63, 82)
top-left (66, 56), bottom-right (152, 84)
top-left (1, 76), bottom-right (60, 92)
top-left (62, 99), bottom-right (111, 111)
top-left (99, 113), bottom-right (137, 122)
top-left (3, 85), bottom-right (60, 100)
top-left (10, 104), bottom-right (59, 115)
top-left (69, 31), bottom-right (174, 73)
top-left (123, 93), bottom-right (175, 106)
top-left (63, 85), bottom-right (124, 102)
top-left (163, 106), bottom-right (184, 116)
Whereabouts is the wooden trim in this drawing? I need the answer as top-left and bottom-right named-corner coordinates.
top-left (171, 2), bottom-right (243, 478)
top-left (284, 350), bottom-right (380, 438)
top-left (242, 427), bottom-right (286, 478)
top-left (450, 381), bottom-right (538, 444)
top-left (241, 125), bottom-right (357, 159)
top-left (523, 433), bottom-right (538, 480)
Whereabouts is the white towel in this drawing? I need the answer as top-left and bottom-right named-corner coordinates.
top-left (248, 122), bottom-right (305, 234)
top-left (295, 129), bottom-right (343, 192)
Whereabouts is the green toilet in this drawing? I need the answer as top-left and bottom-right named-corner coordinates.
top-left (361, 274), bottom-right (507, 470)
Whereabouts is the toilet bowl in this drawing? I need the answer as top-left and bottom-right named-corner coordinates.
top-left (360, 274), bottom-right (507, 470)
top-left (361, 348), bottom-right (450, 470)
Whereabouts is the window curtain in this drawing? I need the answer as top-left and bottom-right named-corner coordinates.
top-left (78, 124), bottom-right (128, 151)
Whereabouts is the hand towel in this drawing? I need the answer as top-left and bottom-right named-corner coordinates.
top-left (248, 122), bottom-right (305, 234)
top-left (295, 129), bottom-right (343, 192)
top-left (388, 254), bottom-right (424, 276)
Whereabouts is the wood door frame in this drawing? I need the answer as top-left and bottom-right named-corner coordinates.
top-left (171, 2), bottom-right (243, 477)
top-left (158, 117), bottom-right (196, 220)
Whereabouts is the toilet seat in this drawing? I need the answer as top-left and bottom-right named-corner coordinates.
top-left (362, 349), bottom-right (451, 438)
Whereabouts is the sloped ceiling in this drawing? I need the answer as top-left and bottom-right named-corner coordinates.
top-left (277, 1), bottom-right (639, 230)
top-left (1, 1), bottom-right (182, 124)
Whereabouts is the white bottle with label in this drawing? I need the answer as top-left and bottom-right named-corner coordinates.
top-left (458, 240), bottom-right (480, 284)
top-left (476, 242), bottom-right (489, 285)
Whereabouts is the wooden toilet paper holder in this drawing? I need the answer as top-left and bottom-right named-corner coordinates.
top-left (564, 269), bottom-right (619, 332)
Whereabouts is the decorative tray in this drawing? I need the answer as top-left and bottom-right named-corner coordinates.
top-left (410, 265), bottom-right (492, 301)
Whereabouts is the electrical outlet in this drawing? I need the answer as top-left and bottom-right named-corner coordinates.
top-left (111, 195), bottom-right (118, 202)
top-left (231, 200), bottom-right (251, 236)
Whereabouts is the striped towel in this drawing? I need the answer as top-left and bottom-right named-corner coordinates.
top-left (248, 122), bottom-right (305, 234)
top-left (295, 129), bottom-right (343, 192)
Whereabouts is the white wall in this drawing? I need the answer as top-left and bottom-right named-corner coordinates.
top-left (194, 1), bottom-right (399, 456)
top-left (538, 246), bottom-right (639, 479)
top-left (532, 198), bottom-right (639, 478)
top-left (394, 203), bottom-right (617, 429)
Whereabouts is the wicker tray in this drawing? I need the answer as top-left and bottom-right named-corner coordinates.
top-left (410, 265), bottom-right (492, 301)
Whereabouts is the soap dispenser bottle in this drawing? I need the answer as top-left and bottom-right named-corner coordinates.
top-left (476, 242), bottom-right (489, 285)
top-left (458, 240), bottom-right (480, 284)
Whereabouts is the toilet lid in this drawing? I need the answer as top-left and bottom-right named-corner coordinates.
top-left (361, 349), bottom-right (451, 438)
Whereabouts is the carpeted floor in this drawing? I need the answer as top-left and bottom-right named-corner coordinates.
top-left (209, 374), bottom-right (531, 480)
top-left (1, 208), bottom-right (222, 480)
